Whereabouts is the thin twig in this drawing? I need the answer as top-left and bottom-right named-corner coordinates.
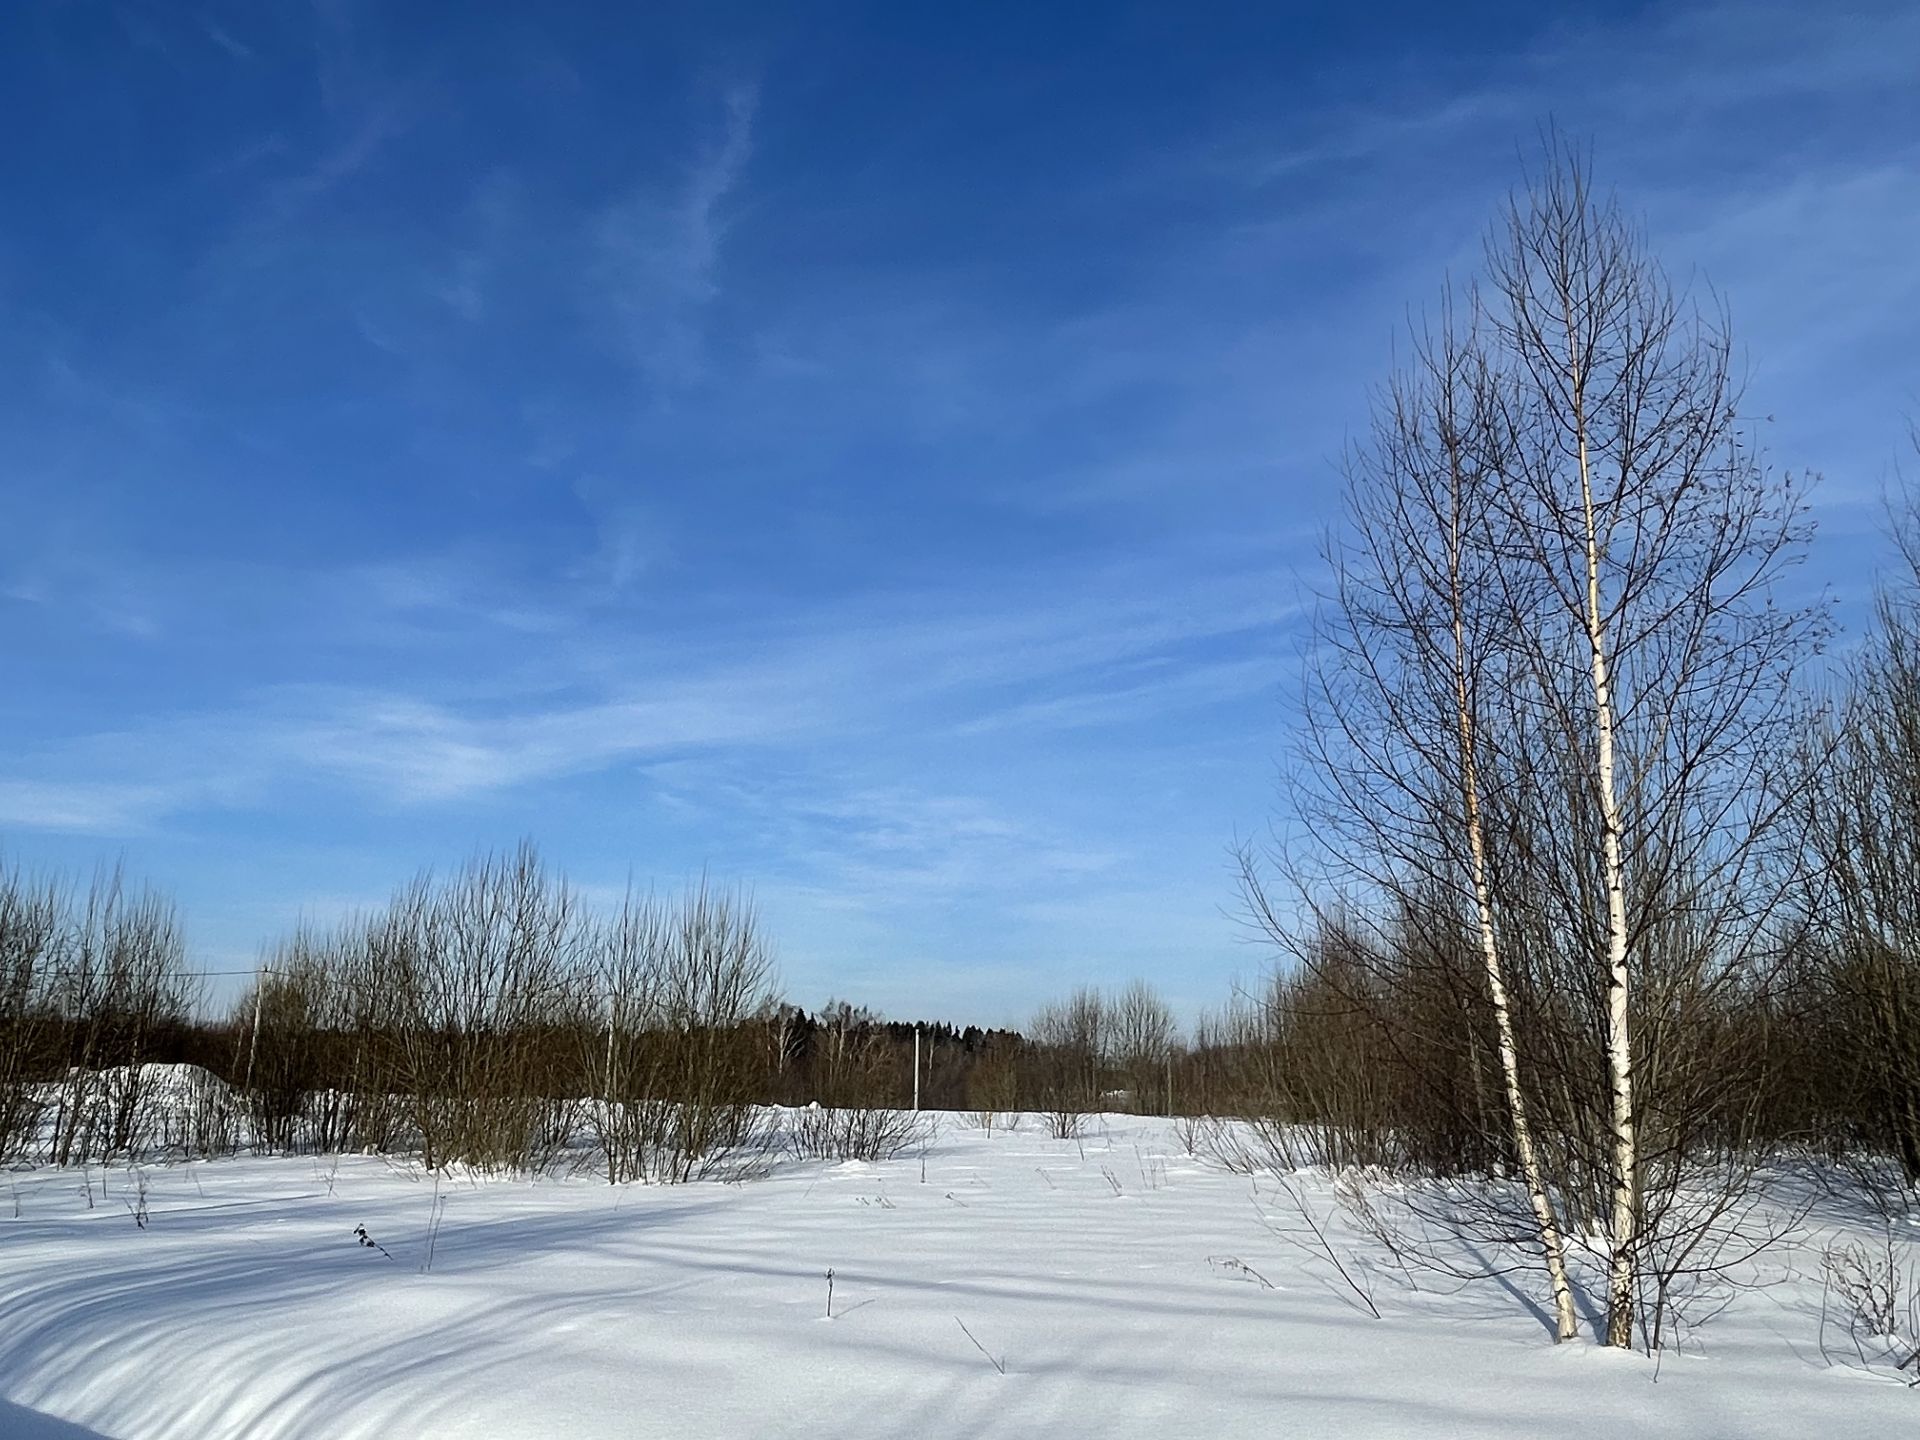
top-left (955, 1317), bottom-right (1006, 1375)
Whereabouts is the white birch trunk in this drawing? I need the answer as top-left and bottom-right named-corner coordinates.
top-left (1573, 399), bottom-right (1639, 1349)
top-left (1447, 506), bottom-right (1581, 1343)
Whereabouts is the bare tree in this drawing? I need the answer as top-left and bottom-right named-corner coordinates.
top-left (377, 843), bottom-right (584, 1172)
top-left (1283, 282), bottom-right (1580, 1337)
top-left (592, 880), bottom-right (778, 1182)
top-left (1480, 142), bottom-right (1822, 1346)
top-left (1262, 137), bottom-right (1824, 1348)
top-left (1029, 987), bottom-right (1106, 1137)
top-left (43, 867), bottom-right (197, 1164)
top-left (1111, 979), bottom-right (1176, 1115)
top-left (0, 859), bottom-right (61, 1160)
top-left (1797, 463), bottom-right (1920, 1200)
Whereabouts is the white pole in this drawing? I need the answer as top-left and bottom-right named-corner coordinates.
top-left (913, 1026), bottom-right (922, 1112)
top-left (604, 987), bottom-right (617, 1099)
top-left (244, 967), bottom-right (268, 1094)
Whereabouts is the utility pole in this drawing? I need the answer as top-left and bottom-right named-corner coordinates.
top-left (243, 967), bottom-right (272, 1094)
top-left (912, 1025), bottom-right (922, 1112)
top-left (604, 985), bottom-right (617, 1100)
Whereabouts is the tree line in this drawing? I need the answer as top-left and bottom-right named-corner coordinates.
top-left (0, 845), bottom-right (1198, 1177)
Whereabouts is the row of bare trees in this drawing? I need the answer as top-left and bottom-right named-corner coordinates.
top-left (231, 849), bottom-right (1188, 1173)
top-left (1025, 981), bottom-right (1177, 1134)
top-left (1791, 485), bottom-right (1920, 1203)
top-left (0, 862), bottom-right (201, 1164)
top-left (9, 828), bottom-right (1910, 1188)
top-left (0, 838), bottom-right (1193, 1175)
top-left (240, 846), bottom-right (778, 1177)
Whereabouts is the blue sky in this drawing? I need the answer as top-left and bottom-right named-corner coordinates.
top-left (2, 0), bottom-right (1914, 1025)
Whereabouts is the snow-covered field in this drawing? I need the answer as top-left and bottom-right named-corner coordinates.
top-left (1, 1114), bottom-right (1912, 1439)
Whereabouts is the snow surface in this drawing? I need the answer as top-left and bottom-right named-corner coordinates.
top-left (1, 1114), bottom-right (1912, 1438)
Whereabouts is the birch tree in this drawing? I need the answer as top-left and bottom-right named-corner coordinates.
top-left (1479, 143), bottom-right (1822, 1346)
top-left (1283, 289), bottom-right (1578, 1338)
top-left (1273, 138), bottom-right (1822, 1348)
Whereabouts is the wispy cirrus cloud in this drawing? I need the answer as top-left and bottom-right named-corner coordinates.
top-left (0, 537), bottom-right (1294, 827)
top-left (0, 780), bottom-right (181, 836)
top-left (592, 81), bottom-right (757, 389)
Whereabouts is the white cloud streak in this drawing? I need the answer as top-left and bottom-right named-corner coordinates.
top-left (592, 81), bottom-right (758, 389)
top-left (0, 539), bottom-right (1294, 830)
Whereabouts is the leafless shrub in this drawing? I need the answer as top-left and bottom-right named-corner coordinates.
top-left (377, 845), bottom-right (587, 1173)
top-left (1257, 1174), bottom-right (1381, 1320)
top-left (1196, 1115), bottom-right (1301, 1175)
top-left (235, 931), bottom-right (346, 1152)
top-left (590, 881), bottom-right (777, 1183)
top-left (1821, 1228), bottom-right (1920, 1381)
top-left (1171, 1113), bottom-right (1208, 1157)
top-left (37, 868), bottom-right (199, 1166)
top-left (1029, 989), bottom-right (1104, 1138)
top-left (782, 999), bottom-right (932, 1161)
top-left (785, 1103), bottom-right (930, 1163)
top-left (1111, 979), bottom-right (1176, 1116)
top-left (1207, 1254), bottom-right (1276, 1289)
top-left (1189, 938), bottom-right (1435, 1176)
top-left (133, 1064), bottom-right (243, 1158)
top-left (1040, 1106), bottom-right (1087, 1141)
top-left (124, 1166), bottom-right (150, 1229)
top-left (0, 859), bottom-right (61, 1161)
top-left (235, 849), bottom-right (786, 1181)
top-left (964, 1036), bottom-right (1021, 1133)
top-left (1793, 466), bottom-right (1920, 1201)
